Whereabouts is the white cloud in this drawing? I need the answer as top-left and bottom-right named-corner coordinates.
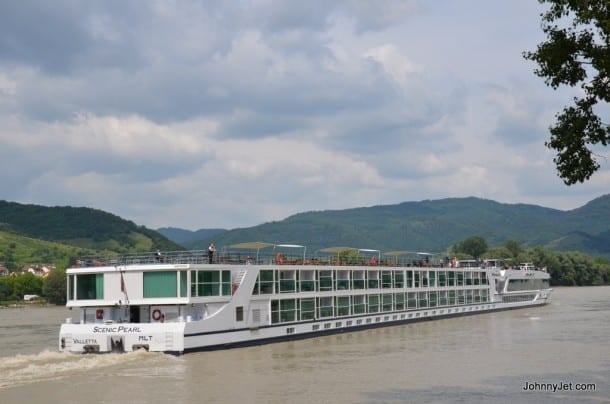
top-left (0, 0), bottom-right (607, 230)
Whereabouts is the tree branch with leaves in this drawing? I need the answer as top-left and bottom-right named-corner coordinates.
top-left (523, 0), bottom-right (610, 184)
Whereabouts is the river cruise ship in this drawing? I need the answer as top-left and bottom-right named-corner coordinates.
top-left (59, 243), bottom-right (552, 354)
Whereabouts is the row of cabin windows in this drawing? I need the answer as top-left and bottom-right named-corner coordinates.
top-left (506, 278), bottom-right (550, 291)
top-left (270, 289), bottom-right (490, 323)
top-left (253, 269), bottom-right (489, 295)
top-left (68, 270), bottom-right (231, 300)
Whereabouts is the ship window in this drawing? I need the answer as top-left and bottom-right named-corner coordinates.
top-left (447, 271), bottom-right (455, 286)
top-left (466, 289), bottom-right (474, 303)
top-left (438, 271), bottom-right (446, 287)
top-left (76, 273), bottom-right (104, 300)
top-left (418, 291), bottom-right (428, 308)
top-left (439, 291), bottom-right (448, 306)
top-left (278, 270), bottom-right (296, 293)
top-left (394, 293), bottom-right (405, 310)
top-left (299, 270), bottom-right (315, 292)
top-left (406, 271), bottom-right (413, 288)
top-left (318, 270), bottom-right (333, 291)
top-left (421, 271), bottom-right (429, 287)
top-left (457, 290), bottom-right (465, 304)
top-left (259, 270), bottom-right (274, 294)
top-left (336, 270), bottom-right (350, 290)
top-left (318, 296), bottom-right (333, 317)
top-left (335, 296), bottom-right (350, 316)
top-left (407, 292), bottom-right (417, 309)
top-left (448, 290), bottom-right (456, 305)
top-left (236, 306), bottom-right (244, 321)
top-left (180, 271), bottom-right (188, 297)
top-left (381, 271), bottom-right (392, 288)
top-left (191, 270), bottom-right (231, 296)
top-left (428, 271), bottom-right (436, 287)
top-left (429, 291), bottom-right (437, 307)
top-left (367, 270), bottom-right (379, 289)
top-left (143, 271), bottom-right (177, 298)
top-left (382, 294), bottom-right (393, 311)
top-left (300, 298), bottom-right (315, 320)
top-left (367, 294), bottom-right (380, 313)
top-left (68, 275), bottom-right (74, 300)
top-left (271, 299), bottom-right (297, 323)
top-left (352, 295), bottom-right (366, 314)
top-left (394, 271), bottom-right (404, 288)
top-left (352, 271), bottom-right (365, 289)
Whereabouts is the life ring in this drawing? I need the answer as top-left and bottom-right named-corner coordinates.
top-left (96, 309), bottom-right (104, 320)
top-left (152, 309), bottom-right (162, 321)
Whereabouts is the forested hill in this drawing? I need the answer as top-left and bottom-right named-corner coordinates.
top-left (0, 200), bottom-right (181, 252)
top-left (186, 195), bottom-right (610, 259)
top-left (2, 195), bottom-right (610, 260)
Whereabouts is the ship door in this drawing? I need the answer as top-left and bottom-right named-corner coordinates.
top-left (130, 306), bottom-right (140, 323)
top-left (110, 336), bottom-right (125, 353)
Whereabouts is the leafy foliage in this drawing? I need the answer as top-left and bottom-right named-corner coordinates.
top-left (43, 268), bottom-right (67, 305)
top-left (523, 0), bottom-right (610, 184)
top-left (452, 236), bottom-right (488, 258)
top-left (0, 273), bottom-right (43, 301)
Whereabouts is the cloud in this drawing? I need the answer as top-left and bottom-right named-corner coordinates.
top-left (0, 0), bottom-right (607, 230)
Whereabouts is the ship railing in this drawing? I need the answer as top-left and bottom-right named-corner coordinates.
top-left (75, 249), bottom-right (465, 268)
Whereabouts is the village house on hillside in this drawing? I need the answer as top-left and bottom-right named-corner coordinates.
top-left (0, 264), bottom-right (8, 276)
top-left (22, 264), bottom-right (56, 277)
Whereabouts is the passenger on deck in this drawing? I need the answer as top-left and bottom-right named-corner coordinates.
top-left (155, 250), bottom-right (162, 262)
top-left (208, 243), bottom-right (216, 264)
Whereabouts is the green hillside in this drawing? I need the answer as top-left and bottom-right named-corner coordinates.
top-left (2, 195), bottom-right (610, 272)
top-left (0, 231), bottom-right (94, 270)
top-left (0, 200), bottom-right (182, 252)
top-left (0, 200), bottom-right (183, 270)
top-left (188, 195), bottom-right (610, 259)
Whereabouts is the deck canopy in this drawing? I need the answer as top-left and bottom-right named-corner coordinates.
top-left (383, 250), bottom-right (413, 264)
top-left (229, 241), bottom-right (275, 262)
top-left (383, 250), bottom-right (434, 264)
top-left (315, 246), bottom-right (380, 264)
top-left (229, 242), bottom-right (275, 250)
top-left (316, 246), bottom-right (358, 255)
top-left (274, 244), bottom-right (307, 261)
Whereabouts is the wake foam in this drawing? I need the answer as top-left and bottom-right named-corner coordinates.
top-left (0, 349), bottom-right (156, 389)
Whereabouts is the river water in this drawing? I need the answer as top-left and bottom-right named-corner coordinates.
top-left (0, 286), bottom-right (608, 404)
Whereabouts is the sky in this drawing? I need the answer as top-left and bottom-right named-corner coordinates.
top-left (0, 0), bottom-right (608, 231)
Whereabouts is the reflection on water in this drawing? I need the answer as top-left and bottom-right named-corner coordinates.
top-left (0, 287), bottom-right (609, 404)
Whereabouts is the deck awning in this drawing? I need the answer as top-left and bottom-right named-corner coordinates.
top-left (317, 246), bottom-right (358, 255)
top-left (229, 241), bottom-right (275, 250)
top-left (229, 242), bottom-right (274, 262)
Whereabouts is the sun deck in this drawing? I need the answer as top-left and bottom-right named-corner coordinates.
top-left (74, 244), bottom-right (475, 269)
